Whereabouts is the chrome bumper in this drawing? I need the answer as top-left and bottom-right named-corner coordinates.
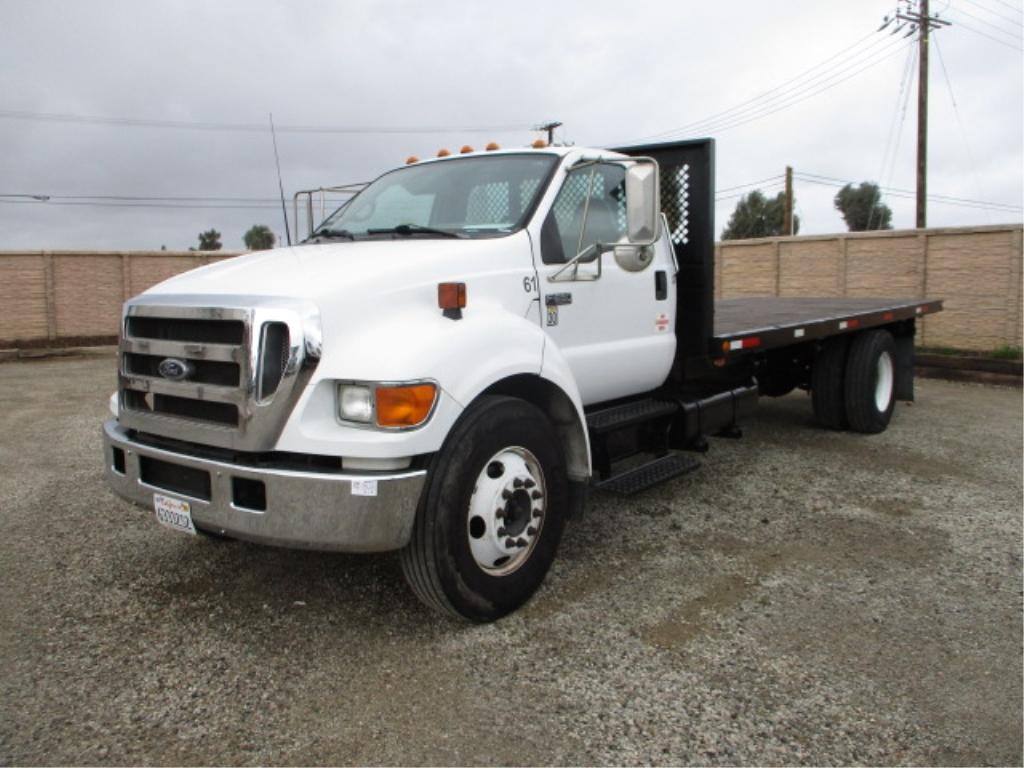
top-left (102, 419), bottom-right (426, 552)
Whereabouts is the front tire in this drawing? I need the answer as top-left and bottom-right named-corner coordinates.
top-left (400, 396), bottom-right (568, 622)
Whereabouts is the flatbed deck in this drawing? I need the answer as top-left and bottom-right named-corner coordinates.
top-left (713, 297), bottom-right (943, 356)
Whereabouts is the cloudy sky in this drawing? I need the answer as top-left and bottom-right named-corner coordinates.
top-left (1, 0), bottom-right (1021, 251)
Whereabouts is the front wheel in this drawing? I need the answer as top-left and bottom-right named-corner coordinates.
top-left (400, 396), bottom-right (568, 621)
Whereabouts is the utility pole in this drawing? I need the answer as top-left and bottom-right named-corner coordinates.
top-left (534, 121), bottom-right (562, 146)
top-left (883, 1), bottom-right (950, 229)
top-left (783, 166), bottom-right (794, 236)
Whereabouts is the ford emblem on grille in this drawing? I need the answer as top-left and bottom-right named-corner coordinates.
top-left (157, 358), bottom-right (194, 381)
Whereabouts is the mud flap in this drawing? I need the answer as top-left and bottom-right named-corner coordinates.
top-left (894, 333), bottom-right (915, 402)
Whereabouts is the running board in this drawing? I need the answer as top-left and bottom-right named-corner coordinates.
top-left (586, 398), bottom-right (679, 434)
top-left (594, 453), bottom-right (701, 496)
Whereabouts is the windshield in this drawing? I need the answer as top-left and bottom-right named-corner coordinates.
top-left (315, 153), bottom-right (559, 239)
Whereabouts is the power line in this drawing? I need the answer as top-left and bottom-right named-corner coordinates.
top-left (988, 0), bottom-right (1024, 15)
top-left (717, 175), bottom-right (785, 194)
top-left (686, 38), bottom-right (907, 135)
top-left (872, 43), bottom-right (918, 227)
top-left (880, 44), bottom-right (918, 224)
top-left (793, 172), bottom-right (1023, 211)
top-left (933, 35), bottom-right (993, 223)
top-left (695, 40), bottom-right (912, 136)
top-left (955, 0), bottom-right (1024, 27)
top-left (715, 181), bottom-right (787, 203)
top-left (631, 29), bottom-right (889, 142)
top-left (948, 14), bottom-right (1024, 48)
top-left (0, 199), bottom-right (281, 210)
top-left (618, 35), bottom-right (911, 144)
top-left (626, 31), bottom-right (904, 143)
top-left (947, 3), bottom-right (1023, 39)
top-left (0, 109), bottom-right (529, 135)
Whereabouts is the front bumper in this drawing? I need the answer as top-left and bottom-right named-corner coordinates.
top-left (102, 419), bottom-right (426, 552)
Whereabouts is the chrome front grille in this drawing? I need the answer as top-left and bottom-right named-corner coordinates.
top-left (117, 296), bottom-right (320, 451)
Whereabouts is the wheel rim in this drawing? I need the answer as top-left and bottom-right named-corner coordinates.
top-left (875, 350), bottom-right (894, 412)
top-left (466, 446), bottom-right (546, 576)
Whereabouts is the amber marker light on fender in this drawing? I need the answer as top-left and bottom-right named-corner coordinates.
top-left (438, 282), bottom-right (467, 320)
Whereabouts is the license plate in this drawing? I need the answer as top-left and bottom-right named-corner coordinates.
top-left (154, 493), bottom-right (197, 535)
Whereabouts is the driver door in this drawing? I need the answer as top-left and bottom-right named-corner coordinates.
top-left (536, 161), bottom-right (676, 406)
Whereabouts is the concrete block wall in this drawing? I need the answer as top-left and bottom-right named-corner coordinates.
top-left (716, 224), bottom-right (1022, 350)
top-left (0, 251), bottom-right (237, 348)
top-left (0, 224), bottom-right (1021, 351)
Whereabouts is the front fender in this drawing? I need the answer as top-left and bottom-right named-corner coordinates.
top-left (275, 304), bottom-right (546, 459)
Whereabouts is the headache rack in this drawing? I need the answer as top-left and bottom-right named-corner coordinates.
top-left (117, 295), bottom-right (321, 451)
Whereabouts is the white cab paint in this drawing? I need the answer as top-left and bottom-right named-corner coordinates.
top-left (135, 147), bottom-right (679, 472)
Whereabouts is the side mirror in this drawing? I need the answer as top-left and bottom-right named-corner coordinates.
top-left (625, 161), bottom-right (659, 243)
top-left (613, 244), bottom-right (654, 272)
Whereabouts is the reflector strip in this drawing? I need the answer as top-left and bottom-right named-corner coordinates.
top-left (726, 336), bottom-right (761, 352)
top-left (838, 319), bottom-right (860, 330)
top-left (794, 328), bottom-right (805, 338)
top-left (882, 311), bottom-right (895, 321)
top-left (916, 306), bottom-right (924, 314)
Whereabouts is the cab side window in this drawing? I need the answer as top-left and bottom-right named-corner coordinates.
top-left (541, 164), bottom-right (627, 264)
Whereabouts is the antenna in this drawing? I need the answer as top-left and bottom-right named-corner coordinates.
top-left (269, 112), bottom-right (292, 246)
top-left (533, 120), bottom-right (563, 145)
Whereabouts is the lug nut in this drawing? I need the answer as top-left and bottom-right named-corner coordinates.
top-left (497, 527), bottom-right (507, 537)
top-left (531, 490), bottom-right (542, 500)
top-left (513, 478), bottom-right (524, 488)
top-left (495, 508), bottom-right (506, 519)
top-left (501, 489), bottom-right (512, 500)
top-left (532, 508), bottom-right (542, 518)
top-left (515, 538), bottom-right (527, 548)
top-left (504, 538), bottom-right (516, 548)
top-left (527, 526), bottom-right (537, 536)
top-left (524, 478), bottom-right (536, 489)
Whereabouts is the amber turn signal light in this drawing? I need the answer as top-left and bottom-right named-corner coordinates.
top-left (438, 282), bottom-right (467, 310)
top-left (375, 383), bottom-right (437, 428)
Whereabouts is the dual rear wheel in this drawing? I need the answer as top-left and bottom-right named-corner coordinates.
top-left (812, 329), bottom-right (897, 434)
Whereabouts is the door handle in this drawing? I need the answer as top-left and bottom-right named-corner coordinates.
top-left (655, 271), bottom-right (668, 301)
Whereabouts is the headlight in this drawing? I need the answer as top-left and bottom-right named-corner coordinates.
top-left (338, 384), bottom-right (374, 423)
top-left (337, 381), bottom-right (438, 429)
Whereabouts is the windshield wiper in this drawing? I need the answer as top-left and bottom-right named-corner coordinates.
top-left (309, 227), bottom-right (356, 241)
top-left (367, 224), bottom-right (466, 239)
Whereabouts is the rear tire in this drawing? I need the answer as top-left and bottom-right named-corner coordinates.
top-left (400, 395), bottom-right (568, 622)
top-left (811, 337), bottom-right (849, 430)
top-left (844, 330), bottom-right (896, 434)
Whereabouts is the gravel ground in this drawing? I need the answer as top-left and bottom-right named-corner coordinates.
top-left (1, 354), bottom-right (1021, 766)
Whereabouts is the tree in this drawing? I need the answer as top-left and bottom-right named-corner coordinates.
top-left (833, 182), bottom-right (893, 231)
top-left (197, 228), bottom-right (222, 251)
top-left (243, 224), bottom-right (276, 251)
top-left (721, 190), bottom-right (799, 240)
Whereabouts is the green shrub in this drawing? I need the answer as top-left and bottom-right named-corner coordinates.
top-left (991, 345), bottom-right (1023, 361)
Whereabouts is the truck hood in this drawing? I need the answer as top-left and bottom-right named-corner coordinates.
top-left (143, 237), bottom-right (524, 304)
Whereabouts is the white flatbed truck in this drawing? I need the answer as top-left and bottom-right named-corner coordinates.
top-left (102, 138), bottom-right (942, 621)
